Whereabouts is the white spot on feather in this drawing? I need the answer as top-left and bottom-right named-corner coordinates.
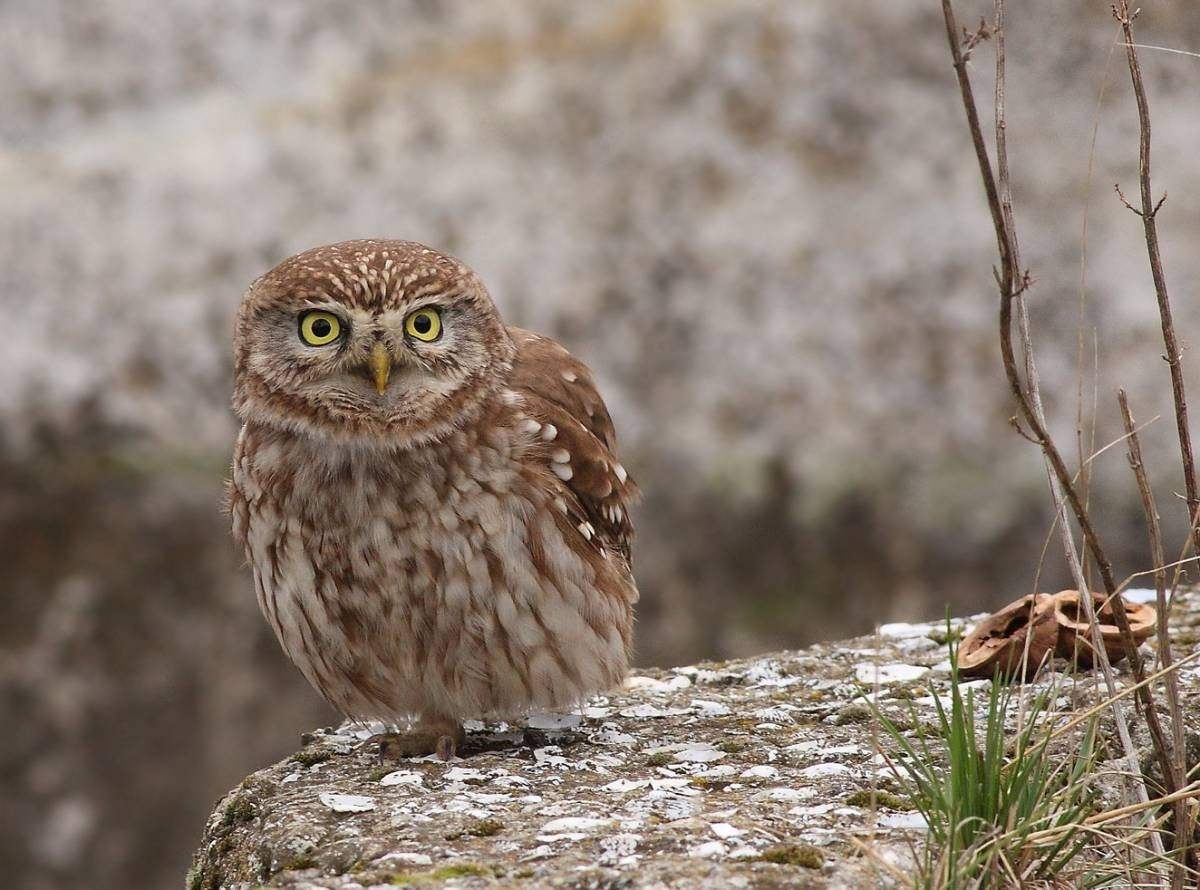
top-left (552, 463), bottom-right (574, 481)
top-left (541, 423), bottom-right (558, 441)
top-left (614, 463), bottom-right (628, 483)
top-left (561, 370), bottom-right (578, 382)
top-left (551, 448), bottom-right (570, 463)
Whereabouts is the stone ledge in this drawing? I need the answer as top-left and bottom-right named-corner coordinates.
top-left (189, 589), bottom-right (1200, 888)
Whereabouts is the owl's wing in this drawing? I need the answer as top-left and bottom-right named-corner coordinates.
top-left (507, 327), bottom-right (639, 565)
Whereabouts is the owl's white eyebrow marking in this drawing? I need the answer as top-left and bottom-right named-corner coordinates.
top-left (323, 274), bottom-right (354, 298)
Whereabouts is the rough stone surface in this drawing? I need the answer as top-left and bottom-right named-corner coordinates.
top-left (190, 588), bottom-right (1200, 888)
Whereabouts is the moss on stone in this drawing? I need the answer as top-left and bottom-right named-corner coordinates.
top-left (466, 818), bottom-right (504, 837)
top-left (833, 703), bottom-right (872, 725)
top-left (219, 793), bottom-right (259, 828)
top-left (758, 844), bottom-right (824, 868)
top-left (693, 777), bottom-right (733, 791)
top-left (444, 817), bottom-right (505, 841)
top-left (717, 739), bottom-right (748, 754)
top-left (290, 747), bottom-right (335, 768)
top-left (283, 854), bottom-right (318, 871)
top-left (645, 751), bottom-right (673, 767)
top-left (888, 681), bottom-right (923, 701)
top-left (844, 789), bottom-right (912, 810)
top-left (391, 863), bottom-right (496, 884)
top-left (433, 864), bottom-right (493, 878)
top-left (929, 626), bottom-right (964, 646)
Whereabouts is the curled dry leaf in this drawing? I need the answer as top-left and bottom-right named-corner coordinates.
top-left (1052, 589), bottom-right (1156, 668)
top-left (956, 593), bottom-right (1058, 679)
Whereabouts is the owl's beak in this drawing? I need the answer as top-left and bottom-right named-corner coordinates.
top-left (369, 341), bottom-right (392, 395)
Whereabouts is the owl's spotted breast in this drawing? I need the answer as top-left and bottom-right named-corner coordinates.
top-left (231, 368), bottom-right (637, 724)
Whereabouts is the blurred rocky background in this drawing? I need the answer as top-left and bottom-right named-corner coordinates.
top-left (2, 1), bottom-right (1199, 887)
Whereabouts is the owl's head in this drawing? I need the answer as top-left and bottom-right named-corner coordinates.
top-left (233, 240), bottom-right (515, 447)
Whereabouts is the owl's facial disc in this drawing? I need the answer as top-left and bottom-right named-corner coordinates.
top-left (234, 240), bottom-right (517, 448)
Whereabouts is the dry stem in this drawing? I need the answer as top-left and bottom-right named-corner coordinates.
top-left (940, 0), bottom-right (1179, 869)
top-left (1120, 390), bottom-right (1193, 882)
top-left (1113, 0), bottom-right (1200, 530)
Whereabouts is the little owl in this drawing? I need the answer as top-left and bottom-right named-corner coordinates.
top-left (229, 240), bottom-right (638, 759)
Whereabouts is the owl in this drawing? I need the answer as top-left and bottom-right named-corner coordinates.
top-left (229, 240), bottom-right (638, 759)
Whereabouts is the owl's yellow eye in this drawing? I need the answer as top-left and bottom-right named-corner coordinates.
top-left (299, 311), bottom-right (342, 346)
top-left (404, 307), bottom-right (442, 342)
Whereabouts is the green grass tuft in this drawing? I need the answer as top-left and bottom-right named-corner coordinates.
top-left (874, 620), bottom-right (1100, 887)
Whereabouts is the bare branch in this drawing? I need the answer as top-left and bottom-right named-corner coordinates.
top-left (1115, 182), bottom-right (1144, 216)
top-left (1120, 389), bottom-right (1193, 884)
top-left (1113, 0), bottom-right (1200, 536)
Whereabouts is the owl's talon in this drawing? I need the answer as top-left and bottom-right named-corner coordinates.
top-left (363, 718), bottom-right (465, 761)
top-left (364, 731), bottom-right (440, 760)
top-left (435, 734), bottom-right (458, 761)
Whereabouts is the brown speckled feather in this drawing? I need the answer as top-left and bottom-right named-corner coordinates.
top-left (507, 327), bottom-right (639, 565)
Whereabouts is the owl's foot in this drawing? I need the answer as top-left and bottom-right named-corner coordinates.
top-left (368, 718), bottom-right (465, 762)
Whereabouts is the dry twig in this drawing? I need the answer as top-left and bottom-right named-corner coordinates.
top-left (1120, 390), bottom-right (1193, 883)
top-left (1113, 0), bottom-right (1200, 532)
top-left (940, 0), bottom-right (1179, 868)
